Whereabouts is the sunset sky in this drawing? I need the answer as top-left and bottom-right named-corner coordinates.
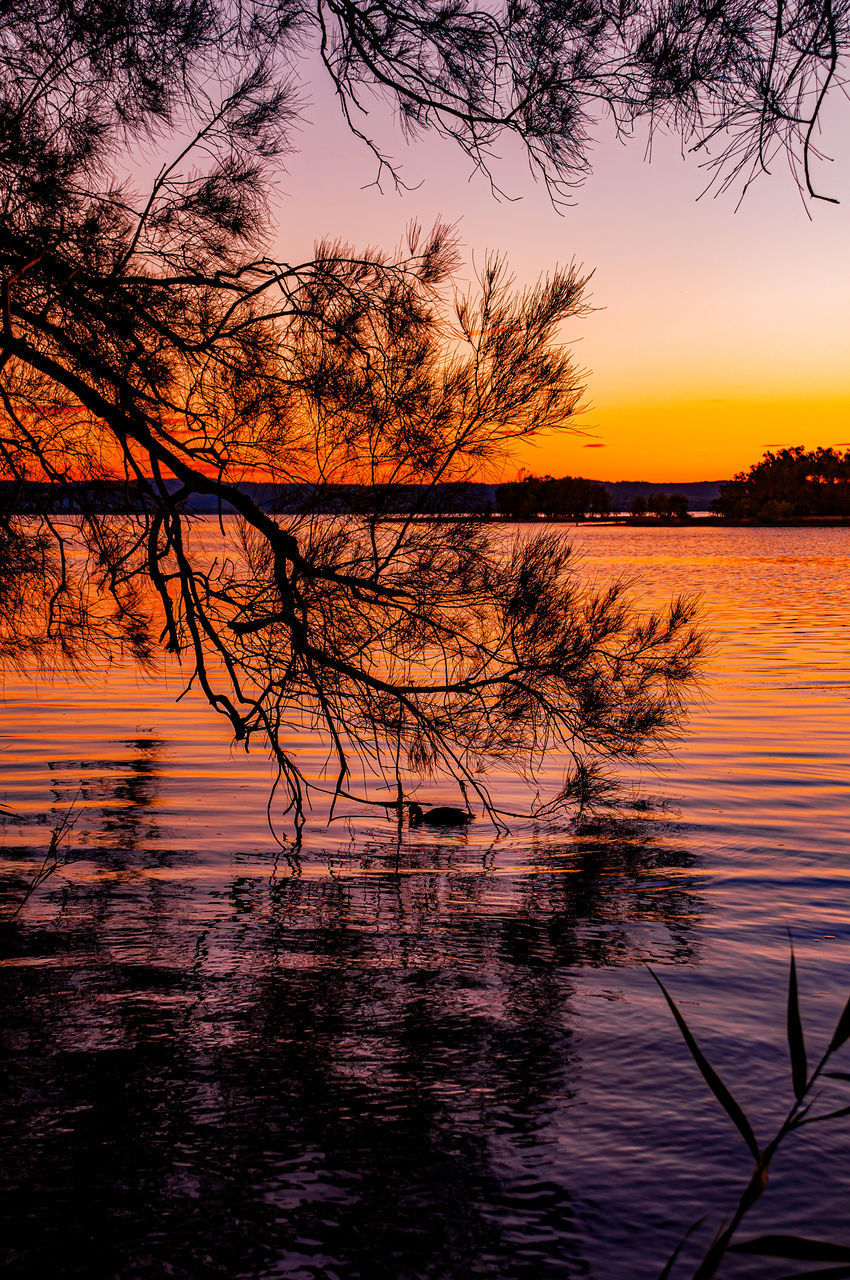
top-left (276, 71), bottom-right (850, 483)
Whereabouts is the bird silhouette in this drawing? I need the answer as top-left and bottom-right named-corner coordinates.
top-left (407, 801), bottom-right (473, 827)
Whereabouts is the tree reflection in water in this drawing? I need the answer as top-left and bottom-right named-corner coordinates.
top-left (0, 779), bottom-right (704, 1279)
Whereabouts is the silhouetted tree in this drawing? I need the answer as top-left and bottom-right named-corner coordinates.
top-left (496, 477), bottom-right (542, 520)
top-left (544, 476), bottom-right (611, 519)
top-left (19, 0), bottom-right (847, 823)
top-left (713, 447), bottom-right (850, 520)
top-left (647, 493), bottom-right (690, 519)
top-left (495, 474), bottom-right (610, 520)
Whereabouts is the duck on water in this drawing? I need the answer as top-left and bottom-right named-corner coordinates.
top-left (406, 802), bottom-right (474, 828)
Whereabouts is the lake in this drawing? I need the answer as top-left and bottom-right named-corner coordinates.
top-left (2, 523), bottom-right (850, 1279)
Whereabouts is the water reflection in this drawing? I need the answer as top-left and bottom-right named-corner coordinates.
top-left (0, 796), bottom-right (704, 1279)
top-left (7, 526), bottom-right (850, 1277)
top-left (47, 735), bottom-right (166, 851)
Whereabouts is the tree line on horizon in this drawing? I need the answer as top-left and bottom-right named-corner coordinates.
top-left (712, 447), bottom-right (850, 521)
top-left (0, 472), bottom-right (694, 520)
top-left (495, 474), bottom-right (612, 519)
top-left (495, 475), bottom-right (692, 520)
top-left (13, 448), bottom-right (850, 525)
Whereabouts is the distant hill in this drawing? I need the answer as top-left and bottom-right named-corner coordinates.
top-left (597, 480), bottom-right (722, 512)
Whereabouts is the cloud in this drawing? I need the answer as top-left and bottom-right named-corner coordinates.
top-left (583, 442), bottom-right (606, 448)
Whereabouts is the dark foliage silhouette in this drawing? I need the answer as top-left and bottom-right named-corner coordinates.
top-left (0, 486), bottom-right (154, 669)
top-left (8, 0), bottom-right (847, 822)
top-left (713, 447), bottom-right (850, 521)
top-left (496, 474), bottom-right (611, 520)
top-left (632, 493), bottom-right (690, 520)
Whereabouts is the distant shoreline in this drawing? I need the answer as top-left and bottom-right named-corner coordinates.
top-left (7, 477), bottom-right (850, 526)
top-left (379, 513), bottom-right (850, 527)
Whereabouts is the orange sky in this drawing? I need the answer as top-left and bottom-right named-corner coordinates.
top-left (273, 74), bottom-right (850, 483)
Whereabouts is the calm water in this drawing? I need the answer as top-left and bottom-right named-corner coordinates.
top-left (2, 524), bottom-right (850, 1279)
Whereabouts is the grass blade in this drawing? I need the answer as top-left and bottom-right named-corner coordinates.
top-left (825, 1072), bottom-right (850, 1082)
top-left (731, 1236), bottom-right (850, 1262)
top-left (794, 1105), bottom-right (850, 1129)
top-left (788, 943), bottom-right (808, 1101)
top-left (829, 995), bottom-right (850, 1053)
top-left (648, 967), bottom-right (760, 1160)
top-left (658, 1216), bottom-right (706, 1279)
